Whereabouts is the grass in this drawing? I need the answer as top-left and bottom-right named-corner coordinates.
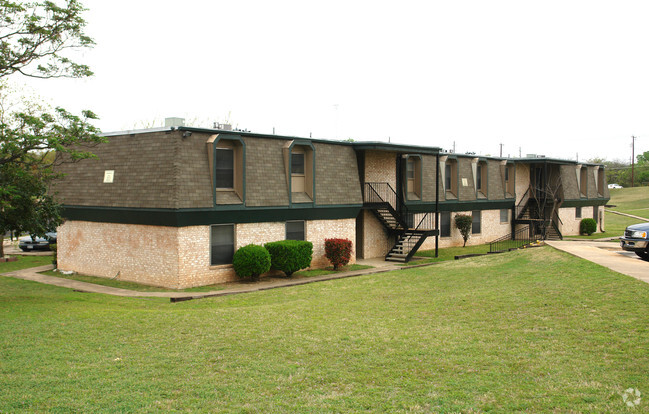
top-left (1, 247), bottom-right (647, 412)
top-left (0, 255), bottom-right (52, 273)
top-left (293, 263), bottom-right (373, 277)
top-left (38, 270), bottom-right (227, 292)
top-left (608, 186), bottom-right (649, 217)
top-left (37, 264), bottom-right (375, 292)
top-left (413, 243), bottom-right (491, 263)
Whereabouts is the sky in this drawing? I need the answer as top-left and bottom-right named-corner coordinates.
top-left (16, 0), bottom-right (649, 162)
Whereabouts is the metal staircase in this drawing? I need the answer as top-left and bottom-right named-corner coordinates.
top-left (363, 182), bottom-right (437, 262)
top-left (513, 187), bottom-right (563, 241)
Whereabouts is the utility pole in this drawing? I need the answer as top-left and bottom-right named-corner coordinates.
top-left (632, 135), bottom-right (636, 187)
top-left (499, 143), bottom-right (503, 157)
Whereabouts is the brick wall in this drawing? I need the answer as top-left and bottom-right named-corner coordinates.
top-left (364, 150), bottom-right (397, 188)
top-left (360, 210), bottom-right (393, 259)
top-left (558, 206), bottom-right (604, 236)
top-left (57, 221), bottom-right (181, 288)
top-left (515, 164), bottom-right (530, 204)
top-left (420, 209), bottom-right (512, 250)
top-left (58, 218), bottom-right (357, 289)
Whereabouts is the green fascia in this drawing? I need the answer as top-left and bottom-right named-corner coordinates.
top-left (61, 204), bottom-right (362, 227)
top-left (405, 199), bottom-right (515, 213)
top-left (560, 198), bottom-right (610, 208)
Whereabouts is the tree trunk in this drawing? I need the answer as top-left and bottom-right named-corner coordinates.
top-left (0, 235), bottom-right (4, 258)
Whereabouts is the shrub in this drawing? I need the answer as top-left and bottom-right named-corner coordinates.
top-left (264, 240), bottom-right (313, 277)
top-left (454, 214), bottom-right (473, 247)
top-left (324, 238), bottom-right (352, 270)
top-left (580, 218), bottom-right (597, 235)
top-left (232, 244), bottom-right (271, 280)
top-left (50, 243), bottom-right (57, 267)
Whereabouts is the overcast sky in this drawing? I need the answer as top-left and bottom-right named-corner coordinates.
top-left (18, 0), bottom-right (649, 162)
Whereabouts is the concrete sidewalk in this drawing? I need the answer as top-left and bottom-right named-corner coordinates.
top-left (546, 240), bottom-right (649, 284)
top-left (1, 259), bottom-right (409, 302)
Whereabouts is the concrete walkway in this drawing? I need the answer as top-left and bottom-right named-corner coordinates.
top-left (1, 259), bottom-right (409, 302)
top-left (546, 240), bottom-right (649, 284)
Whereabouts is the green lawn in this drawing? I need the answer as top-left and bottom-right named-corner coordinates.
top-left (608, 186), bottom-right (649, 217)
top-left (414, 243), bottom-right (491, 263)
top-left (293, 263), bottom-right (373, 277)
top-left (1, 247), bottom-right (648, 412)
top-left (0, 255), bottom-right (52, 273)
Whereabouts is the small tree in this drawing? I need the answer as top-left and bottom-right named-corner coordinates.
top-left (580, 218), bottom-right (597, 236)
top-left (232, 244), bottom-right (271, 280)
top-left (454, 214), bottom-right (472, 247)
top-left (324, 238), bottom-right (352, 270)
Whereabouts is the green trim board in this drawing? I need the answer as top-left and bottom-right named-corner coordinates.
top-left (402, 199), bottom-right (516, 213)
top-left (62, 205), bottom-right (362, 227)
top-left (560, 198), bottom-right (610, 208)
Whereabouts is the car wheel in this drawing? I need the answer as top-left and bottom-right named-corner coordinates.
top-left (636, 249), bottom-right (649, 261)
top-left (20, 247), bottom-right (29, 252)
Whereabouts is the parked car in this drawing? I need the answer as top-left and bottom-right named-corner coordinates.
top-left (18, 232), bottom-right (57, 252)
top-left (620, 223), bottom-right (649, 260)
top-left (608, 183), bottom-right (623, 189)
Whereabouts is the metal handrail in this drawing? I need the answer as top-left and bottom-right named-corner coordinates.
top-left (489, 226), bottom-right (532, 253)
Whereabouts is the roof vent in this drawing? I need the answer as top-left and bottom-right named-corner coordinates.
top-left (213, 122), bottom-right (232, 131)
top-left (165, 117), bottom-right (185, 127)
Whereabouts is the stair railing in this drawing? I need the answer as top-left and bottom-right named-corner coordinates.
top-left (515, 187), bottom-right (531, 219)
top-left (489, 225), bottom-right (532, 253)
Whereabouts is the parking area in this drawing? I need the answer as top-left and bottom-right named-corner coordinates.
top-left (546, 240), bottom-right (649, 284)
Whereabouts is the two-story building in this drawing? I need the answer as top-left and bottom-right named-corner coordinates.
top-left (53, 125), bottom-right (609, 288)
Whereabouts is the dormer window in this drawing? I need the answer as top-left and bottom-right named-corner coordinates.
top-left (284, 141), bottom-right (315, 203)
top-left (215, 148), bottom-right (234, 188)
top-left (405, 155), bottom-right (421, 200)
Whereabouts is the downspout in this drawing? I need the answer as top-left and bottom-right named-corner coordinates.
top-left (435, 152), bottom-right (439, 258)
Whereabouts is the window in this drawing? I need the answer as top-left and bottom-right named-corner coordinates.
top-left (444, 159), bottom-right (458, 198)
top-left (405, 156), bottom-right (421, 200)
top-left (215, 148), bottom-right (234, 188)
top-left (445, 164), bottom-right (452, 190)
top-left (211, 224), bottom-right (234, 266)
top-left (440, 212), bottom-right (451, 237)
top-left (476, 161), bottom-right (487, 198)
top-left (286, 221), bottom-right (305, 240)
top-left (291, 153), bottom-right (305, 175)
top-left (500, 209), bottom-right (509, 223)
top-left (472, 210), bottom-right (481, 234)
top-left (576, 207), bottom-right (582, 218)
top-left (504, 164), bottom-right (515, 196)
top-left (286, 143), bottom-right (314, 201)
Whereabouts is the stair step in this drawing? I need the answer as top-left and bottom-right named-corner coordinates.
top-left (385, 256), bottom-right (407, 262)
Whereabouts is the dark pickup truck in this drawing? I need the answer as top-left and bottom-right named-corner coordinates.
top-left (620, 222), bottom-right (649, 260)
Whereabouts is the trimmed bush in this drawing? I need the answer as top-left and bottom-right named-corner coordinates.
top-left (324, 238), bottom-right (352, 270)
top-left (580, 218), bottom-right (597, 235)
top-left (264, 240), bottom-right (313, 277)
top-left (454, 214), bottom-right (473, 247)
top-left (232, 244), bottom-right (271, 280)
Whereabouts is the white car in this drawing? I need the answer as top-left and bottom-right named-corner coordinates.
top-left (608, 184), bottom-right (623, 189)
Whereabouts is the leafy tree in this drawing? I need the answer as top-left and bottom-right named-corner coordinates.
top-left (454, 214), bottom-right (472, 247)
top-left (637, 151), bottom-right (649, 165)
top-left (0, 0), bottom-right (94, 78)
top-left (0, 0), bottom-right (102, 257)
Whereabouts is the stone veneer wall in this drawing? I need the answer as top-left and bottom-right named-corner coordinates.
top-left (58, 218), bottom-right (356, 289)
top-left (364, 150), bottom-right (397, 188)
top-left (57, 221), bottom-right (181, 287)
top-left (419, 209), bottom-right (512, 250)
top-left (515, 164), bottom-right (530, 204)
top-left (558, 206), bottom-right (605, 236)
top-left (360, 210), bottom-right (393, 259)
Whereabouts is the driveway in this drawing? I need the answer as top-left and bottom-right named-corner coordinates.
top-left (546, 240), bottom-right (649, 284)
